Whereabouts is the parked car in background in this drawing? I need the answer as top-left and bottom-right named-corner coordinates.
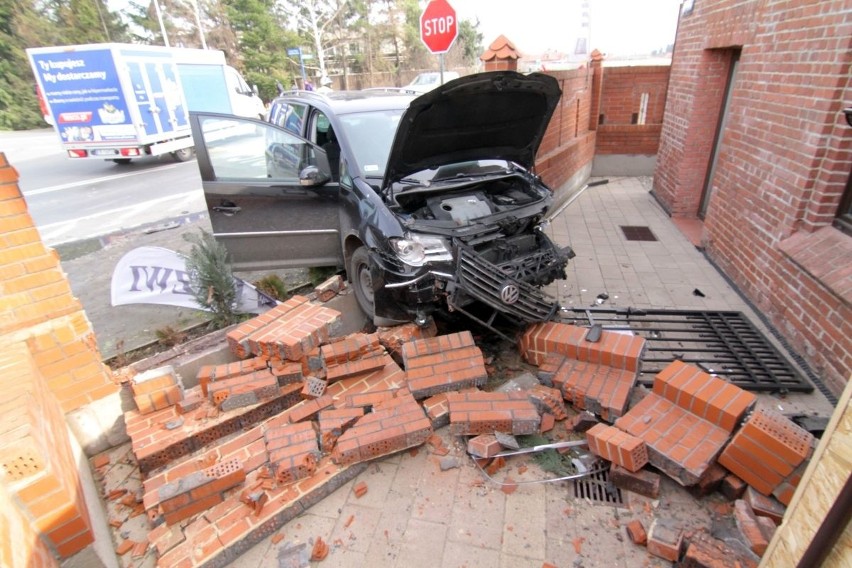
top-left (188, 71), bottom-right (574, 331)
top-left (404, 71), bottom-right (461, 93)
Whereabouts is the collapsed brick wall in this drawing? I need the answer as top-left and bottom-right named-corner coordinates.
top-left (595, 65), bottom-right (670, 155)
top-left (652, 0), bottom-right (852, 395)
top-left (0, 154), bottom-right (117, 411)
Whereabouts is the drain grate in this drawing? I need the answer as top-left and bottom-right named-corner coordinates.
top-left (620, 225), bottom-right (658, 241)
top-left (573, 466), bottom-right (623, 505)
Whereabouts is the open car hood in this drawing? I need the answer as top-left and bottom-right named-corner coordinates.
top-left (383, 71), bottom-right (561, 188)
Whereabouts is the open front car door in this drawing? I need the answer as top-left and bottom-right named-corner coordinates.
top-left (189, 112), bottom-right (343, 272)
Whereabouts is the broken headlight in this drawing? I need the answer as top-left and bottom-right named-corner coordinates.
top-left (389, 234), bottom-right (453, 267)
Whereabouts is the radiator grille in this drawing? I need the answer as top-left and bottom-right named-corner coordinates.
top-left (456, 247), bottom-right (558, 322)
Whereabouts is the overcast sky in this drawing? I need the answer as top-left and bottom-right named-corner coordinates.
top-left (454, 0), bottom-right (683, 57)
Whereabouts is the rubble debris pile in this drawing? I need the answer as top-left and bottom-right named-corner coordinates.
top-left (109, 306), bottom-right (820, 566)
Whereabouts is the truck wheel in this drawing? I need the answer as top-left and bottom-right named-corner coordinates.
top-left (171, 147), bottom-right (195, 162)
top-left (112, 158), bottom-right (132, 165)
top-left (350, 247), bottom-right (375, 319)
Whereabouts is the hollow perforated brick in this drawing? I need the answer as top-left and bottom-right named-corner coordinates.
top-left (447, 391), bottom-right (540, 436)
top-left (301, 376), bottom-right (328, 399)
top-left (158, 458), bottom-right (245, 525)
top-left (718, 408), bottom-right (814, 498)
top-left (207, 369), bottom-right (279, 407)
top-left (330, 393), bottom-right (432, 465)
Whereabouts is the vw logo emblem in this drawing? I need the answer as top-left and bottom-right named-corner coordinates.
top-left (500, 283), bottom-right (520, 305)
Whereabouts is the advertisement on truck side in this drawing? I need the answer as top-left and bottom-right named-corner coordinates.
top-left (30, 49), bottom-right (138, 145)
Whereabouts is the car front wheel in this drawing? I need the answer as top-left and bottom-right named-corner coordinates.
top-left (350, 246), bottom-right (375, 319)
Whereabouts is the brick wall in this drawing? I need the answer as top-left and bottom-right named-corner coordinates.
top-left (0, 344), bottom-right (94, 563)
top-left (596, 65), bottom-right (670, 155)
top-left (652, 1), bottom-right (852, 394)
top-left (0, 154), bottom-right (117, 411)
top-left (535, 67), bottom-right (598, 189)
top-left (0, 153), bottom-right (117, 564)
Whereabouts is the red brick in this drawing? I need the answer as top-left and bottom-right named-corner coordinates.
top-left (733, 500), bottom-right (768, 556)
top-left (625, 519), bottom-right (647, 545)
top-left (720, 474), bottom-right (747, 500)
top-left (682, 531), bottom-right (759, 568)
top-left (353, 481), bottom-right (368, 498)
top-left (587, 423), bottom-right (648, 472)
top-left (647, 519), bottom-right (683, 562)
top-left (744, 486), bottom-right (786, 524)
top-left (466, 433), bottom-right (503, 458)
top-left (610, 464), bottom-right (661, 498)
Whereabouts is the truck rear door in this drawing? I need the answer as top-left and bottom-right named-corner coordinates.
top-left (189, 112), bottom-right (343, 272)
top-left (125, 55), bottom-right (188, 137)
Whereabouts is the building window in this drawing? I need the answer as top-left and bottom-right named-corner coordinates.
top-left (835, 171), bottom-right (852, 236)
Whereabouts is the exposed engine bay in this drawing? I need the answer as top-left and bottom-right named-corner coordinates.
top-left (390, 175), bottom-right (547, 226)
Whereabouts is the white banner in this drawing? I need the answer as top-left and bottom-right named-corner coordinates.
top-left (110, 246), bottom-right (277, 314)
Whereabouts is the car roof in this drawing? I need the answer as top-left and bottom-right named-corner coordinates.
top-left (271, 90), bottom-right (415, 116)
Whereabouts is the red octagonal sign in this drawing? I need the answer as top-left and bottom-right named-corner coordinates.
top-left (420, 0), bottom-right (458, 54)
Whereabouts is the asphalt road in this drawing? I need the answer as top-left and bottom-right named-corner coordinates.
top-left (2, 128), bottom-right (207, 246)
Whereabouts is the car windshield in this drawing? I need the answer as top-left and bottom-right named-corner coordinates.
top-left (337, 109), bottom-right (405, 179)
top-left (398, 160), bottom-right (514, 185)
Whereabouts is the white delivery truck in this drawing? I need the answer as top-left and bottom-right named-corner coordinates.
top-left (26, 43), bottom-right (266, 163)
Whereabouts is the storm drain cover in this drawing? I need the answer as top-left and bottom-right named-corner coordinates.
top-left (620, 225), bottom-right (658, 241)
top-left (573, 467), bottom-right (624, 505)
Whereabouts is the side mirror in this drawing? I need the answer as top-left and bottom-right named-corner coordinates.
top-left (299, 165), bottom-right (330, 187)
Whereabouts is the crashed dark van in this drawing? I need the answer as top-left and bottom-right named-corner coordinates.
top-left (189, 71), bottom-right (574, 328)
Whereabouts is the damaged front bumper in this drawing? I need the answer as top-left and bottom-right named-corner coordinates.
top-left (371, 232), bottom-right (575, 325)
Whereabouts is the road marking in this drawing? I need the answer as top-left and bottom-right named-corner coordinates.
top-left (23, 164), bottom-right (184, 196)
top-left (38, 189), bottom-right (206, 245)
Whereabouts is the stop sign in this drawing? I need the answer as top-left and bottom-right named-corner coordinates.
top-left (420, 0), bottom-right (458, 54)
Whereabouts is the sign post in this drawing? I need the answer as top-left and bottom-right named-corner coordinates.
top-left (420, 0), bottom-right (458, 85)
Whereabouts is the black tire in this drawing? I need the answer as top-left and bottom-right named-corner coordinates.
top-left (349, 246), bottom-right (375, 319)
top-left (112, 158), bottom-right (132, 165)
top-left (171, 147), bottom-right (195, 162)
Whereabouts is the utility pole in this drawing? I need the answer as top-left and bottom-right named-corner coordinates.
top-left (152, 0), bottom-right (170, 47)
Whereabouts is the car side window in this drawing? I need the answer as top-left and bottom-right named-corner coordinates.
top-left (312, 111), bottom-right (340, 181)
top-left (197, 115), bottom-right (315, 181)
top-left (269, 101), bottom-right (306, 135)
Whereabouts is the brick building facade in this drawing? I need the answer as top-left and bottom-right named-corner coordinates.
top-left (653, 0), bottom-right (852, 395)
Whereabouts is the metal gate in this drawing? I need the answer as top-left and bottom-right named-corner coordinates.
top-left (559, 308), bottom-right (813, 394)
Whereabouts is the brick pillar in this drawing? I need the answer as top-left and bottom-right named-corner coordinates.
top-left (588, 49), bottom-right (604, 131)
top-left (480, 34), bottom-right (520, 72)
top-left (0, 343), bottom-right (94, 560)
top-left (0, 153), bottom-right (117, 412)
